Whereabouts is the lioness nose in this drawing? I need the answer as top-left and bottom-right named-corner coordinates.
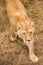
top-left (27, 40), bottom-right (30, 42)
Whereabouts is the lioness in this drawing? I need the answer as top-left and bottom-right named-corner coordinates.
top-left (5, 0), bottom-right (38, 62)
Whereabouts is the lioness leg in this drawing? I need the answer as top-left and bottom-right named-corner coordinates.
top-left (26, 39), bottom-right (38, 62)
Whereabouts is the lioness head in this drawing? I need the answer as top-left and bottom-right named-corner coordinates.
top-left (10, 20), bottom-right (35, 44)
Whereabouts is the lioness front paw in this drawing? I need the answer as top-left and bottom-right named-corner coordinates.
top-left (10, 35), bottom-right (16, 41)
top-left (29, 54), bottom-right (38, 63)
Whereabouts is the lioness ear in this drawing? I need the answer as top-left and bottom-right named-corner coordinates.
top-left (10, 32), bottom-right (17, 41)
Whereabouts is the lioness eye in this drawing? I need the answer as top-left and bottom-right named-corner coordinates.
top-left (23, 32), bottom-right (25, 34)
top-left (18, 27), bottom-right (21, 29)
top-left (30, 31), bottom-right (32, 34)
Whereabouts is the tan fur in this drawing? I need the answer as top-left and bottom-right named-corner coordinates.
top-left (5, 0), bottom-right (38, 62)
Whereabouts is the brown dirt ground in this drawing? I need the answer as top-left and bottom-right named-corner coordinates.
top-left (0, 0), bottom-right (43, 65)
